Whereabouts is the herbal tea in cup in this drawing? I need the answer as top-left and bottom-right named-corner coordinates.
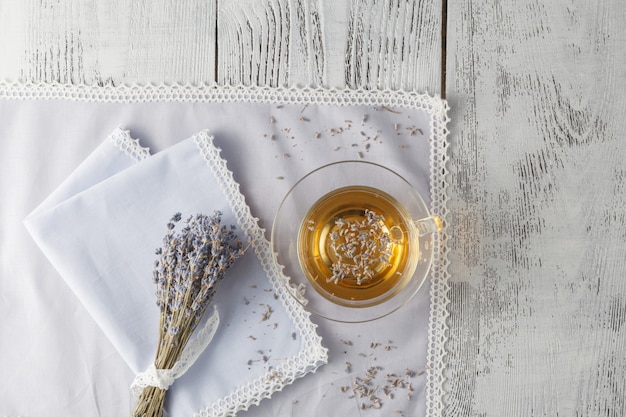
top-left (271, 161), bottom-right (440, 322)
top-left (298, 185), bottom-right (440, 307)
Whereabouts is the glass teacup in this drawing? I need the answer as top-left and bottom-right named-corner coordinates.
top-left (271, 161), bottom-right (440, 322)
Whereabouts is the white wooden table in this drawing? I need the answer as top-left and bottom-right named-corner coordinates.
top-left (1, 1), bottom-right (625, 416)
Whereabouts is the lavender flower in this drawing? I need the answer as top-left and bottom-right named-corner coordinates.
top-left (132, 211), bottom-right (243, 417)
top-left (328, 209), bottom-right (392, 285)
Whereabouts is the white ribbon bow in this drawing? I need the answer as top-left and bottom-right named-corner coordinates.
top-left (130, 306), bottom-right (220, 395)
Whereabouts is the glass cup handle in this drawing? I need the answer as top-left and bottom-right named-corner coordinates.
top-left (414, 216), bottom-right (442, 237)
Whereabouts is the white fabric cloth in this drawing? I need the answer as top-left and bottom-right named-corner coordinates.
top-left (1, 85), bottom-right (449, 417)
top-left (24, 127), bottom-right (328, 416)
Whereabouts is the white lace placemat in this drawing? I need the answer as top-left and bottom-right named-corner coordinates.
top-left (2, 83), bottom-right (450, 417)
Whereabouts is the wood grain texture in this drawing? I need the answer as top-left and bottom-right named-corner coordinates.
top-left (445, 1), bottom-right (626, 416)
top-left (0, 2), bottom-right (29, 81)
top-left (217, 0), bottom-right (300, 86)
top-left (4, 0), bottom-right (217, 85)
top-left (2, 0), bottom-right (441, 92)
top-left (217, 0), bottom-right (441, 93)
top-left (343, 0), bottom-right (441, 92)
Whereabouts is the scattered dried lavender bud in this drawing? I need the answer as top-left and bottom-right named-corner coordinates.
top-left (381, 105), bottom-right (401, 114)
top-left (410, 127), bottom-right (424, 137)
top-left (260, 304), bottom-right (273, 322)
top-left (372, 398), bottom-right (383, 409)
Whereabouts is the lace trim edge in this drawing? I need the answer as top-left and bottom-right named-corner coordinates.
top-left (0, 82), bottom-right (447, 116)
top-left (193, 131), bottom-right (329, 417)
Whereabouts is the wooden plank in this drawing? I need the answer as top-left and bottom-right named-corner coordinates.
top-left (217, 0), bottom-right (442, 93)
top-left (0, 2), bottom-right (30, 82)
top-left (3, 0), bottom-right (442, 92)
top-left (217, 0), bottom-right (297, 86)
top-left (342, 0), bottom-right (442, 92)
top-left (445, 1), bottom-right (626, 416)
top-left (4, 0), bottom-right (217, 86)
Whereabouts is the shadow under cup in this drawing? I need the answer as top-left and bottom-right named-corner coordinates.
top-left (271, 161), bottom-right (439, 323)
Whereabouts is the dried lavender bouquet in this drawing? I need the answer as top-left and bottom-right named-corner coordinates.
top-left (131, 212), bottom-right (243, 417)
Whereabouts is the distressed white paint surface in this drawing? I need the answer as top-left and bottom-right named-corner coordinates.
top-left (0, 0), bottom-right (217, 85)
top-left (0, 0), bottom-right (441, 92)
top-left (1, 0), bottom-right (625, 416)
top-left (217, 0), bottom-right (441, 91)
top-left (445, 1), bottom-right (626, 416)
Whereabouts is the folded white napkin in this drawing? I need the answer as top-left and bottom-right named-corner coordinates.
top-left (24, 127), bottom-right (328, 416)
